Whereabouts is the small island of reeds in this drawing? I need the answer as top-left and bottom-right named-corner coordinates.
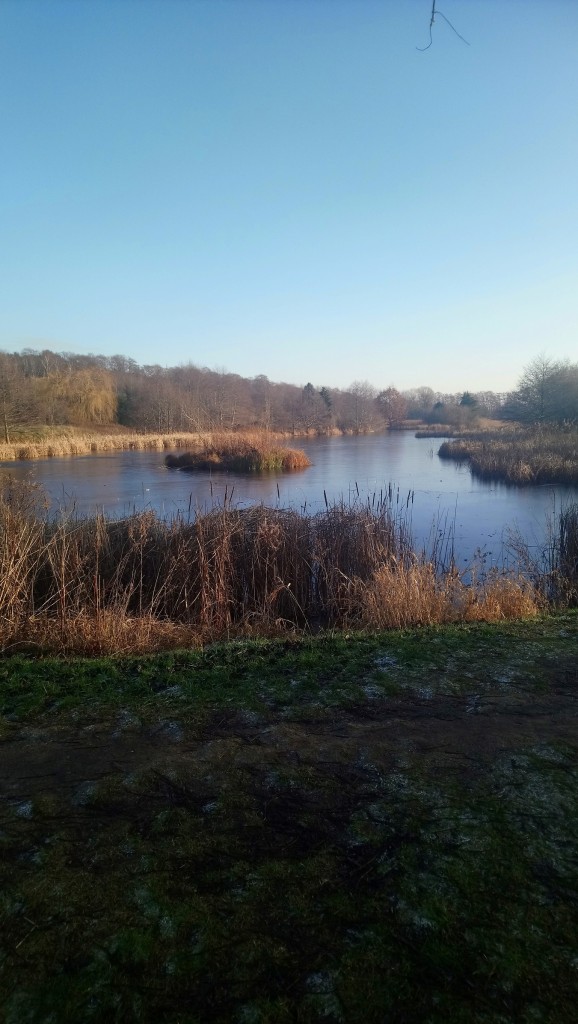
top-left (438, 425), bottom-right (578, 486)
top-left (165, 432), bottom-right (311, 473)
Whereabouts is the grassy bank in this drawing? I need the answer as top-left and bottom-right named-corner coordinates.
top-left (165, 433), bottom-right (311, 473)
top-left (438, 426), bottom-right (578, 485)
top-left (1, 614), bottom-right (577, 1022)
top-left (0, 480), bottom-right (556, 656)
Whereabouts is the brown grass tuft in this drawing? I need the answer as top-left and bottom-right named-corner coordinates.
top-left (460, 574), bottom-right (541, 621)
top-left (349, 563), bottom-right (540, 630)
top-left (3, 613), bottom-right (202, 657)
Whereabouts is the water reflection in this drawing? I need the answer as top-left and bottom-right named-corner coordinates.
top-left (3, 433), bottom-right (576, 568)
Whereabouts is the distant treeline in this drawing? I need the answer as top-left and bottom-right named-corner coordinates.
top-left (0, 349), bottom-right (575, 440)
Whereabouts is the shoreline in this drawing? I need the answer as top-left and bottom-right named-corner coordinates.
top-left (0, 426), bottom-right (377, 463)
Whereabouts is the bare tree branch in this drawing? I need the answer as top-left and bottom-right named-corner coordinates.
top-left (417, 0), bottom-right (470, 51)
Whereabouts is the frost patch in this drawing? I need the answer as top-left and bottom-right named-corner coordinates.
top-left (466, 695), bottom-right (482, 714)
top-left (238, 710), bottom-right (263, 726)
top-left (494, 669), bottom-right (519, 684)
top-left (237, 1005), bottom-right (262, 1024)
top-left (374, 654), bottom-right (398, 671)
top-left (417, 687), bottom-right (434, 700)
top-left (14, 800), bottom-right (33, 818)
top-left (152, 720), bottom-right (184, 743)
top-left (112, 709), bottom-right (141, 737)
top-left (306, 971), bottom-right (334, 994)
top-left (528, 744), bottom-right (567, 764)
top-left (72, 782), bottom-right (96, 807)
top-left (362, 684), bottom-right (384, 701)
top-left (160, 685), bottom-right (183, 698)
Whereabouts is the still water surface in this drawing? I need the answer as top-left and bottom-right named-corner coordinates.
top-left (4, 433), bottom-right (577, 568)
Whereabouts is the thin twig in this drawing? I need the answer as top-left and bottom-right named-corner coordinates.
top-left (417, 0), bottom-right (470, 51)
top-left (417, 0), bottom-right (436, 51)
top-left (436, 10), bottom-right (470, 46)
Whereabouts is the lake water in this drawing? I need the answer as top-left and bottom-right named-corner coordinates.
top-left (3, 433), bottom-right (577, 569)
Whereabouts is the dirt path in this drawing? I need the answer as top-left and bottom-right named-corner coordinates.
top-left (3, 677), bottom-right (577, 805)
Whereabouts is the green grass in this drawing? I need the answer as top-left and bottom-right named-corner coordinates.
top-left (2, 613), bottom-right (576, 724)
top-left (1, 613), bottom-right (578, 1022)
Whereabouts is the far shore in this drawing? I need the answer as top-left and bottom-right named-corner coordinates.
top-left (0, 418), bottom-right (510, 463)
top-left (0, 426), bottom-right (369, 463)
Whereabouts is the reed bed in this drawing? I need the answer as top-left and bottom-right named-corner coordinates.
top-left (0, 480), bottom-right (555, 655)
top-left (415, 419), bottom-right (507, 440)
top-left (0, 431), bottom-right (209, 461)
top-left (415, 429), bottom-right (459, 439)
top-left (165, 433), bottom-right (311, 473)
top-left (559, 504), bottom-right (578, 603)
top-left (439, 428), bottom-right (578, 485)
top-left (0, 429), bottom-right (303, 463)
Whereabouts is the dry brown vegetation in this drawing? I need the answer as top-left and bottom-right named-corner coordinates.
top-left (438, 427), bottom-right (578, 485)
top-left (165, 433), bottom-right (311, 473)
top-left (559, 504), bottom-right (578, 600)
top-left (0, 428), bottom-right (304, 463)
top-left (415, 418), bottom-right (508, 439)
top-left (351, 562), bottom-right (540, 630)
top-left (0, 429), bottom-right (207, 461)
top-left (0, 479), bottom-right (557, 656)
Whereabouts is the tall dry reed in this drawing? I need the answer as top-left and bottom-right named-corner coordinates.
top-left (0, 481), bottom-right (559, 655)
top-left (559, 504), bottom-right (578, 604)
top-left (0, 429), bottom-right (302, 463)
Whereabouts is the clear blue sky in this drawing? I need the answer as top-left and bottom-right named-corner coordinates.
top-left (1, 0), bottom-right (577, 393)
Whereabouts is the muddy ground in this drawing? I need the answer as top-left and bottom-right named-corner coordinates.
top-left (1, 618), bottom-right (577, 1023)
top-left (2, 665), bottom-right (578, 805)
